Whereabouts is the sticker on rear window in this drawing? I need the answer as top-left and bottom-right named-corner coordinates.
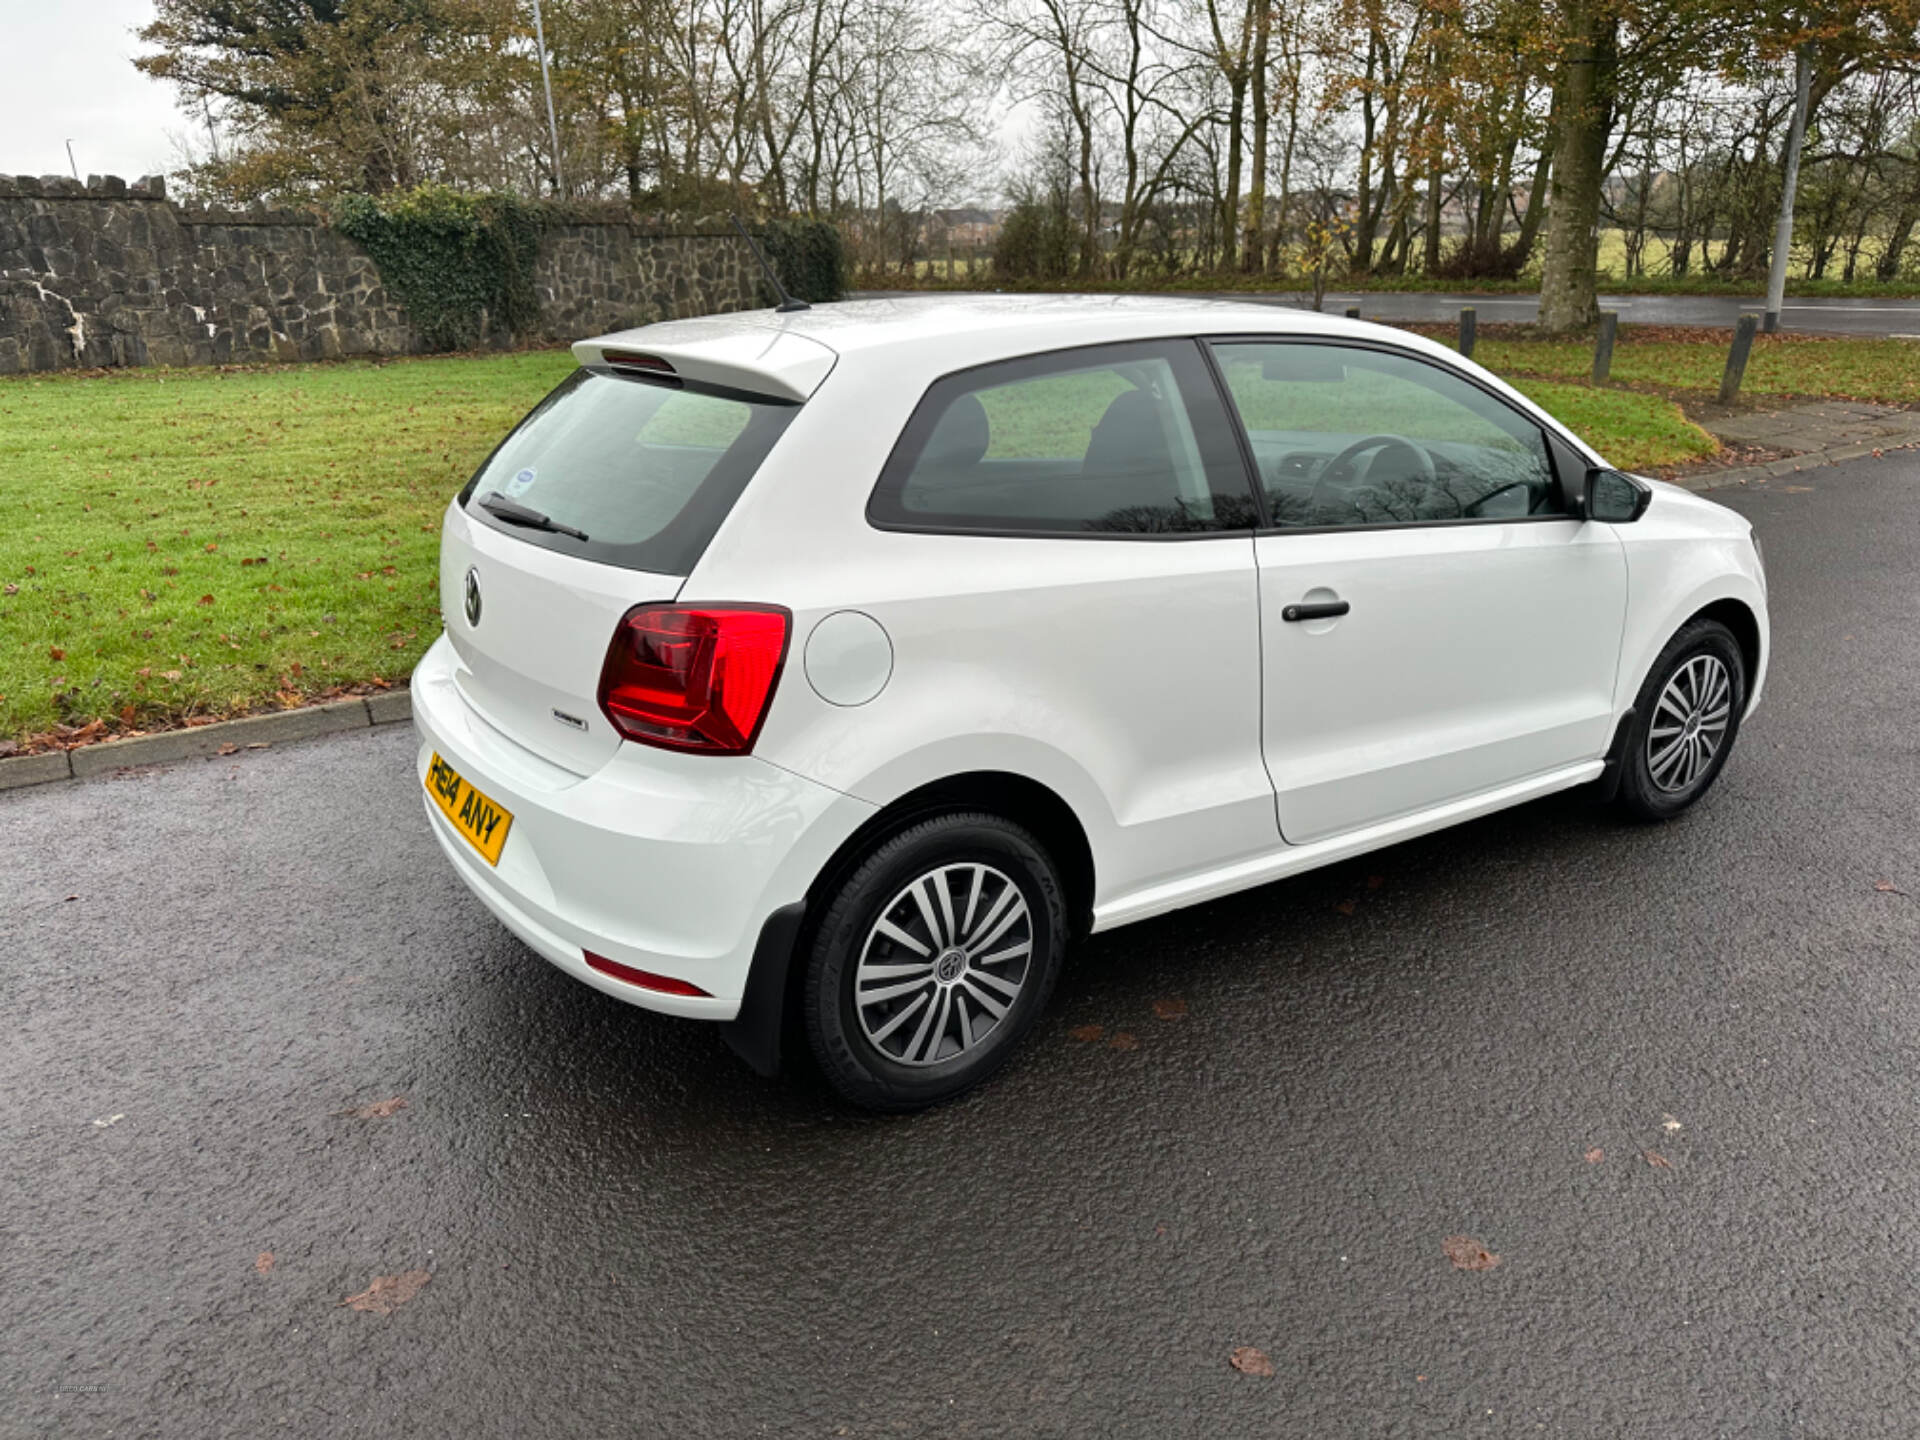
top-left (505, 466), bottom-right (537, 497)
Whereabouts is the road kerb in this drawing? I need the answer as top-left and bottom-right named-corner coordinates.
top-left (0, 749), bottom-right (75, 791)
top-left (365, 689), bottom-right (413, 725)
top-left (1674, 436), bottom-right (1918, 493)
top-left (64, 699), bottom-right (374, 780)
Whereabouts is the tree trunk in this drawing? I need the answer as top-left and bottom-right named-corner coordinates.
top-left (1222, 74), bottom-right (1246, 270)
top-left (1537, 5), bottom-right (1617, 334)
top-left (1243, 2), bottom-right (1270, 271)
top-left (1351, 34), bottom-right (1379, 275)
top-left (1423, 157), bottom-right (1443, 272)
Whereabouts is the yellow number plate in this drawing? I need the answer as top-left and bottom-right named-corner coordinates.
top-left (424, 751), bottom-right (514, 866)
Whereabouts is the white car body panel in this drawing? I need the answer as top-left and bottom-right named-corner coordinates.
top-left (1254, 519), bottom-right (1627, 843)
top-left (415, 295), bottom-right (1769, 1026)
top-left (413, 633), bottom-right (876, 1015)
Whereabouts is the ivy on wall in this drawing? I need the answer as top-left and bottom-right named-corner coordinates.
top-left (334, 186), bottom-right (847, 351)
top-left (755, 219), bottom-right (846, 304)
top-left (333, 186), bottom-right (541, 351)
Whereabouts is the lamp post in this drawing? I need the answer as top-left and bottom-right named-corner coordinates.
top-left (531, 0), bottom-right (566, 197)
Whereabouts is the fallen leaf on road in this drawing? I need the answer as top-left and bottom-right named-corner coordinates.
top-left (342, 1096), bottom-right (408, 1119)
top-left (255, 1252), bottom-right (275, 1275)
top-left (342, 1269), bottom-right (430, 1315)
top-left (1876, 880), bottom-right (1908, 896)
top-left (1152, 996), bottom-right (1188, 1020)
top-left (91, 1113), bottom-right (125, 1128)
top-left (1068, 1024), bottom-right (1105, 1043)
top-left (1584, 1147), bottom-right (1604, 1164)
top-left (217, 743), bottom-right (238, 756)
top-left (1108, 1031), bottom-right (1138, 1051)
top-left (1335, 899), bottom-right (1357, 915)
top-left (1780, 485), bottom-right (1814, 493)
top-left (1229, 1346), bottom-right (1275, 1377)
top-left (1644, 1150), bottom-right (1672, 1169)
top-left (246, 742), bottom-right (271, 749)
top-left (1442, 1235), bottom-right (1500, 1271)
top-left (1662, 1114), bottom-right (1682, 1133)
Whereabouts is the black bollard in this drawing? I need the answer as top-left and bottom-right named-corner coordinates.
top-left (1592, 310), bottom-right (1618, 385)
top-left (1719, 314), bottom-right (1759, 405)
top-left (1458, 307), bottom-right (1476, 359)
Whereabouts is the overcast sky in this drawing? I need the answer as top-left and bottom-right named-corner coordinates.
top-left (1, 1), bottom-right (182, 183)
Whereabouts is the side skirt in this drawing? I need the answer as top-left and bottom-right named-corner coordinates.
top-left (1090, 759), bottom-right (1606, 931)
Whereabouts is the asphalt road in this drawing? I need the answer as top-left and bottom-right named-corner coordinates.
top-left (6, 458), bottom-right (1920, 1437)
top-left (858, 287), bottom-right (1920, 336)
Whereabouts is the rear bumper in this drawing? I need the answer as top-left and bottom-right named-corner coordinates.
top-left (410, 634), bottom-right (874, 1020)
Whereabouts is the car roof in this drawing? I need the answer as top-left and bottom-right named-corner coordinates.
top-left (585, 293), bottom-right (1375, 364)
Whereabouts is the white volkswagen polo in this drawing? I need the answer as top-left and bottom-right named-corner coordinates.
top-left (412, 295), bottom-right (1767, 1110)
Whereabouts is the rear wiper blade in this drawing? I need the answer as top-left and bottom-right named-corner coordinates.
top-left (478, 492), bottom-right (589, 542)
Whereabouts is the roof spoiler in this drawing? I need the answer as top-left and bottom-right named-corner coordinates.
top-left (572, 326), bottom-right (835, 403)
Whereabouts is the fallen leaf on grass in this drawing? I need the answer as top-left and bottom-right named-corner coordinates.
top-left (48, 647), bottom-right (65, 661)
top-left (1152, 996), bottom-right (1188, 1021)
top-left (1108, 1031), bottom-right (1138, 1051)
top-left (1644, 1150), bottom-right (1672, 1169)
top-left (255, 1252), bottom-right (275, 1275)
top-left (342, 1269), bottom-right (430, 1315)
top-left (341, 1096), bottom-right (408, 1119)
top-left (1229, 1346), bottom-right (1275, 1377)
top-left (1584, 1147), bottom-right (1604, 1164)
top-left (1068, 1023), bottom-right (1105, 1044)
top-left (1442, 1235), bottom-right (1500, 1271)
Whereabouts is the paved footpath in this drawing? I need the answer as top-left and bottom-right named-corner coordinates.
top-left (4, 456), bottom-right (1920, 1436)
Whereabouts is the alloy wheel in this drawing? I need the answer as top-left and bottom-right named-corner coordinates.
top-left (1647, 653), bottom-right (1732, 793)
top-left (853, 863), bottom-right (1033, 1067)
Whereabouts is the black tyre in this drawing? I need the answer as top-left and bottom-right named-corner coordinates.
top-left (803, 812), bottom-right (1067, 1112)
top-left (1615, 618), bottom-right (1746, 821)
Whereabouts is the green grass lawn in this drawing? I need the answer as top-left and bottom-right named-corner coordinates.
top-left (0, 334), bottom-right (1833, 745)
top-left (1452, 333), bottom-right (1920, 405)
top-left (1, 351), bottom-right (576, 745)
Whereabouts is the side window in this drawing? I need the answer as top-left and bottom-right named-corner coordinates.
top-left (1210, 342), bottom-right (1562, 529)
top-left (869, 340), bottom-right (1258, 535)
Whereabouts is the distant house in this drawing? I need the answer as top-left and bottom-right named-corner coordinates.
top-left (929, 207), bottom-right (1002, 248)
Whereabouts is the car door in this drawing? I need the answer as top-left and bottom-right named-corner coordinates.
top-left (1208, 338), bottom-right (1628, 845)
top-left (858, 338), bottom-right (1280, 904)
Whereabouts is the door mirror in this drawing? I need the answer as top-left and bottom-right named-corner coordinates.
top-left (1581, 467), bottom-right (1652, 523)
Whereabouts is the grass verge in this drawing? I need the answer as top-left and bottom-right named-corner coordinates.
top-left (1, 350), bottom-right (575, 746)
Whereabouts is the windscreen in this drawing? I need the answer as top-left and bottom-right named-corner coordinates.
top-left (461, 368), bottom-right (798, 575)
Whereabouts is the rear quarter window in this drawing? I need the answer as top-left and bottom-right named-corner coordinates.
top-left (463, 368), bottom-right (797, 575)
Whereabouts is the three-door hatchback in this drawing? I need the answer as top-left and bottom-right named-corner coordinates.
top-left (412, 296), bottom-right (1768, 1110)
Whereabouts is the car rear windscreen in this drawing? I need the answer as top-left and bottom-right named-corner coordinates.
top-left (461, 368), bottom-right (799, 575)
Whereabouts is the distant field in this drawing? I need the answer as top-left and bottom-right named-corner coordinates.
top-left (884, 227), bottom-right (1919, 296)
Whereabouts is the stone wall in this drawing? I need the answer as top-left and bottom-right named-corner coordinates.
top-left (0, 174), bottom-right (772, 375)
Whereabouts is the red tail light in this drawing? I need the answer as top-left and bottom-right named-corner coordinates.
top-left (584, 950), bottom-right (712, 997)
top-left (596, 604), bottom-right (790, 754)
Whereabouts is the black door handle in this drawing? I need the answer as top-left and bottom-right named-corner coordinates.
top-left (1282, 600), bottom-right (1351, 622)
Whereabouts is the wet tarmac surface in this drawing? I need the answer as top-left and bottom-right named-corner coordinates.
top-left (5, 457), bottom-right (1918, 1437)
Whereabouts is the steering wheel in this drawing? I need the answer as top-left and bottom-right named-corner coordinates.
top-left (1312, 434), bottom-right (1435, 513)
